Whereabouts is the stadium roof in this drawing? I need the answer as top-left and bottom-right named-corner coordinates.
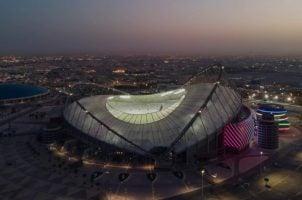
top-left (64, 82), bottom-right (242, 155)
top-left (106, 88), bottom-right (186, 124)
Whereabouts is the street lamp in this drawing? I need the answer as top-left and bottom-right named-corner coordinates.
top-left (260, 151), bottom-right (263, 174)
top-left (201, 169), bottom-right (205, 199)
top-left (287, 97), bottom-right (292, 102)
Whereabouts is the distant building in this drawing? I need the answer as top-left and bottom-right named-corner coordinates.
top-left (0, 83), bottom-right (49, 106)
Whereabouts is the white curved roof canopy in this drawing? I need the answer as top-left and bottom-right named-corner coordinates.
top-left (106, 88), bottom-right (186, 124)
top-left (64, 83), bottom-right (241, 154)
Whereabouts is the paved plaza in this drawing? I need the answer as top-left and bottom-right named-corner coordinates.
top-left (0, 106), bottom-right (301, 200)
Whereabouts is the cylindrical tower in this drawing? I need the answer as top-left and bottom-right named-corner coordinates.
top-left (256, 104), bottom-right (283, 149)
top-left (257, 118), bottom-right (279, 149)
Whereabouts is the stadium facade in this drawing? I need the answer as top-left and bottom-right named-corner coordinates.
top-left (224, 106), bottom-right (256, 153)
top-left (63, 65), bottom-right (255, 164)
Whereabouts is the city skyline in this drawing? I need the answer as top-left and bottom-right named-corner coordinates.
top-left (1, 1), bottom-right (302, 199)
top-left (1, 0), bottom-right (302, 56)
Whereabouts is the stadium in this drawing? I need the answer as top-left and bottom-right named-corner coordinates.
top-left (63, 65), bottom-right (255, 165)
top-left (0, 83), bottom-right (49, 105)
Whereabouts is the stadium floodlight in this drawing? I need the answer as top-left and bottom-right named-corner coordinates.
top-left (160, 91), bottom-right (173, 96)
top-left (119, 95), bottom-right (131, 99)
top-left (174, 89), bottom-right (185, 95)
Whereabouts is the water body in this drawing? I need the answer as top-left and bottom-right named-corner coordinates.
top-left (0, 84), bottom-right (48, 100)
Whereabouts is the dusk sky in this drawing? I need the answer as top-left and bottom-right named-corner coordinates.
top-left (1, 0), bottom-right (302, 55)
